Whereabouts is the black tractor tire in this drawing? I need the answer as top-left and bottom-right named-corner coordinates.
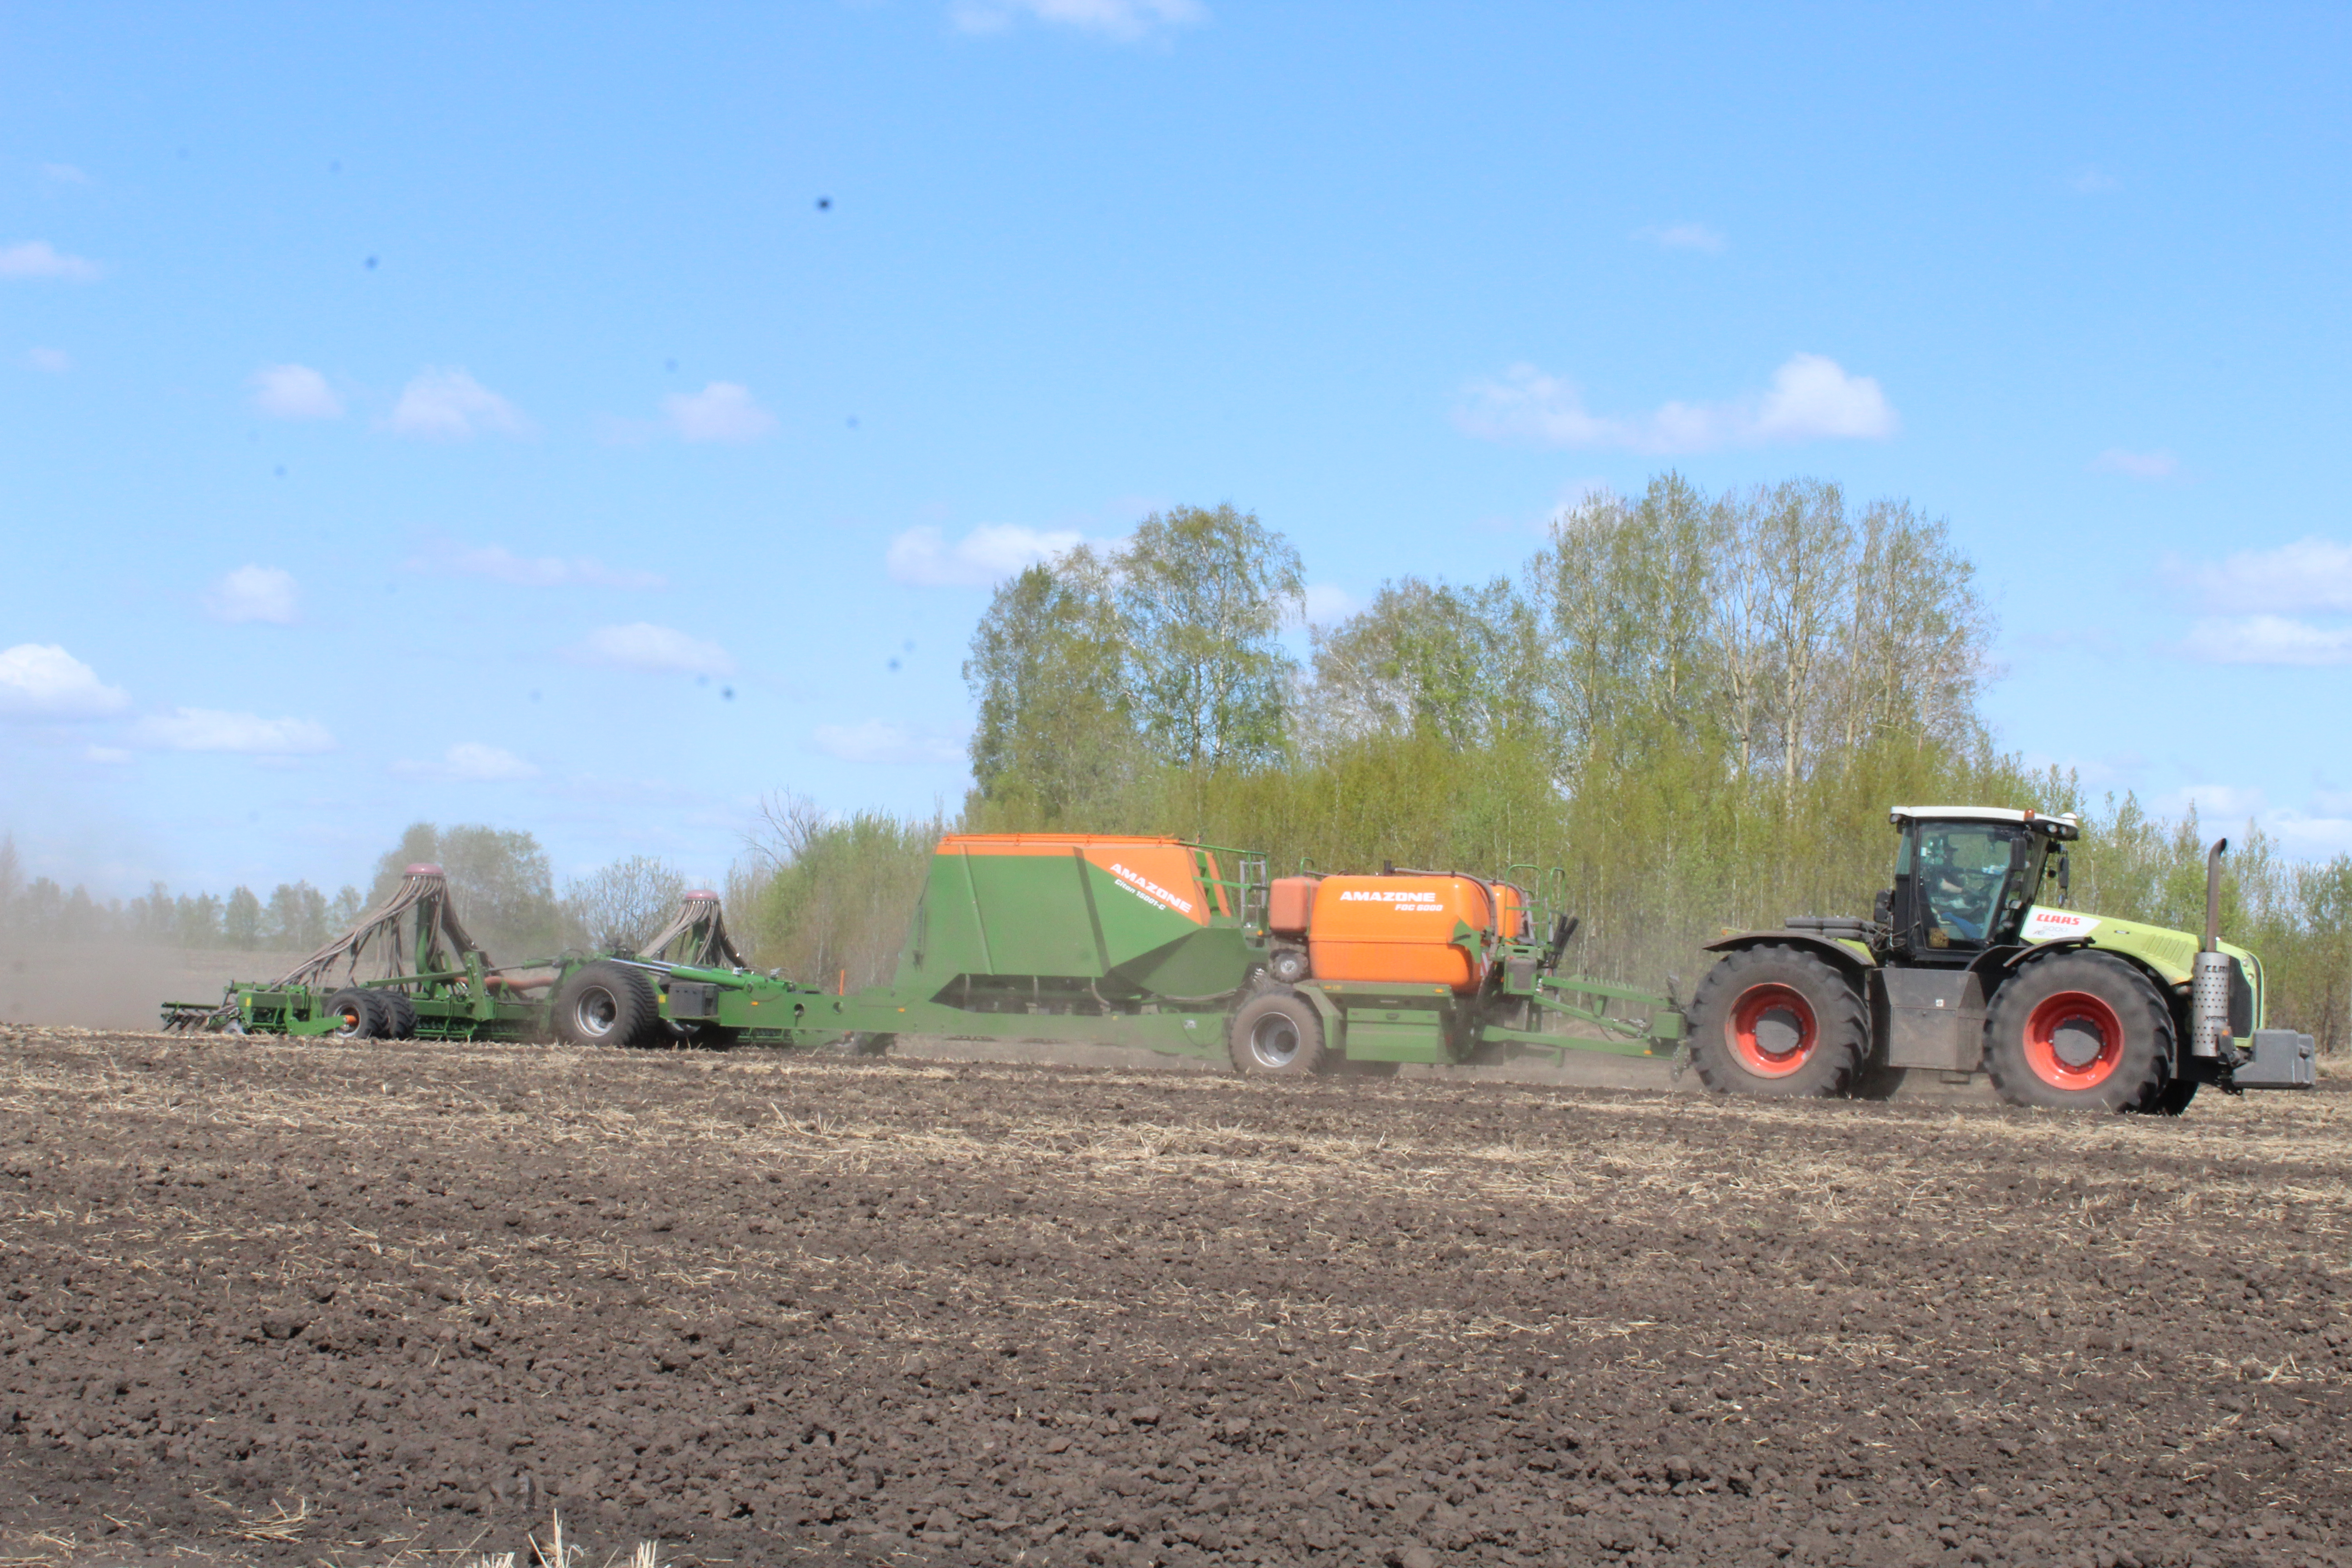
top-left (376, 991), bottom-right (419, 1040)
top-left (1228, 988), bottom-right (1328, 1076)
top-left (1984, 951), bottom-right (2172, 1112)
top-left (1687, 945), bottom-right (1868, 1099)
top-left (552, 961), bottom-right (662, 1050)
top-left (2138, 1076), bottom-right (2199, 1117)
top-left (1848, 1062), bottom-right (1908, 1101)
top-left (322, 988), bottom-right (385, 1040)
top-left (1268, 948), bottom-right (1311, 985)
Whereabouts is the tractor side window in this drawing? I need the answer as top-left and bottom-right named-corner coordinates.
top-left (1916, 825), bottom-right (2023, 946)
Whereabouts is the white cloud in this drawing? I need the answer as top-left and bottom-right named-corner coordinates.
top-left (1454, 353), bottom-right (1898, 453)
top-left (1634, 222), bottom-right (1725, 253)
top-left (950, 0), bottom-right (1206, 40)
top-left (0, 240), bottom-right (100, 281)
top-left (814, 719), bottom-right (964, 765)
top-left (132, 708), bottom-right (335, 755)
top-left (2264, 809), bottom-right (2352, 856)
top-left (1749, 353), bottom-right (1900, 441)
top-left (250, 363), bottom-right (343, 420)
top-left (2091, 447), bottom-right (2178, 480)
top-left (2178, 615), bottom-right (2352, 666)
top-left (204, 564), bottom-right (299, 625)
top-left (25, 347), bottom-right (70, 373)
top-left (2151, 783), bottom-right (2267, 823)
top-left (2167, 537), bottom-right (2352, 615)
top-left (84, 745), bottom-right (130, 764)
top-left (887, 523), bottom-right (1091, 587)
top-left (0, 644), bottom-right (130, 719)
top-left (663, 381), bottom-right (778, 443)
top-left (410, 542), bottom-right (666, 590)
top-left (391, 742), bottom-right (539, 782)
top-left (569, 622), bottom-right (736, 677)
top-left (383, 368), bottom-right (530, 440)
top-left (1302, 583), bottom-right (1357, 627)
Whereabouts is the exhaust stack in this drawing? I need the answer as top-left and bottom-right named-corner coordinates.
top-left (2191, 837), bottom-right (2232, 1057)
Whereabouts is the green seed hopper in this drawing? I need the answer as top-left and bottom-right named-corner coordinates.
top-left (810, 833), bottom-right (1686, 1071)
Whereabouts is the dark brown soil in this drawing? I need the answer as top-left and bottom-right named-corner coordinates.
top-left (2, 1024), bottom-right (2347, 1568)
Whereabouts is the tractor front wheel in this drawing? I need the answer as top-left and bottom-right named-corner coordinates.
top-left (1229, 989), bottom-right (1327, 1076)
top-left (1688, 945), bottom-right (1867, 1098)
top-left (1984, 951), bottom-right (2171, 1112)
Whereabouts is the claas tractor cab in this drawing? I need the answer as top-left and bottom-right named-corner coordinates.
top-left (1686, 806), bottom-right (2317, 1113)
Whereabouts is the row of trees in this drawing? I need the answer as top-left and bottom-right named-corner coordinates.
top-left (733, 479), bottom-right (2337, 1053)
top-left (0, 836), bottom-right (363, 952)
top-left (0, 827), bottom-right (706, 963)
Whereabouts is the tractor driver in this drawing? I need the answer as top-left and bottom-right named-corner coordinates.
top-left (1917, 827), bottom-right (2013, 945)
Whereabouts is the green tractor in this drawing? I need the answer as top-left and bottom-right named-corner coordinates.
top-left (1688, 807), bottom-right (2316, 1112)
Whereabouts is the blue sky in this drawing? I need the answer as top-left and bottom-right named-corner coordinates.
top-left (4, 1), bottom-right (2349, 901)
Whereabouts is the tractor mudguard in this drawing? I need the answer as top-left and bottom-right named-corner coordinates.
top-left (1701, 931), bottom-right (1877, 972)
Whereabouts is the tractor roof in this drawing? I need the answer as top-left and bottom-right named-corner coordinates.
top-left (1889, 805), bottom-right (2081, 839)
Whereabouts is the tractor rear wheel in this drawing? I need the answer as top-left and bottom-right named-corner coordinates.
top-left (1984, 951), bottom-right (2171, 1112)
top-left (322, 988), bottom-right (385, 1040)
top-left (1688, 945), bottom-right (1867, 1098)
top-left (1229, 989), bottom-right (1327, 1076)
top-left (553, 961), bottom-right (661, 1049)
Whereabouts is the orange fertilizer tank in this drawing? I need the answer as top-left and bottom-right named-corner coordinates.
top-left (1307, 873), bottom-right (1500, 992)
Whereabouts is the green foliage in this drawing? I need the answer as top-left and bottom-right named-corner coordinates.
top-left (935, 474), bottom-right (2352, 1057)
top-left (1306, 577), bottom-right (1539, 751)
top-left (560, 855), bottom-right (689, 953)
top-left (730, 794), bottom-right (944, 990)
top-left (368, 822), bottom-right (559, 959)
top-left (964, 504), bottom-right (1303, 831)
top-left (224, 886), bottom-right (263, 951)
top-left (1118, 504), bottom-right (1304, 774)
top-left (964, 555), bottom-right (1139, 826)
top-left (262, 882), bottom-right (331, 952)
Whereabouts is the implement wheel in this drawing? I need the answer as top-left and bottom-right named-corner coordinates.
top-left (377, 991), bottom-right (419, 1040)
top-left (1688, 945), bottom-right (1866, 1098)
top-left (1985, 951), bottom-right (2171, 1112)
top-left (322, 988), bottom-right (386, 1040)
top-left (1229, 989), bottom-right (1327, 1076)
top-left (553, 961), bottom-right (661, 1049)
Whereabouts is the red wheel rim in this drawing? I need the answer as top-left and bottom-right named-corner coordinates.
top-left (2023, 990), bottom-right (2125, 1089)
top-left (1728, 984), bottom-right (1818, 1078)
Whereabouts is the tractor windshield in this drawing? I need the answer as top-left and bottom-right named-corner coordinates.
top-left (1912, 822), bottom-right (2030, 945)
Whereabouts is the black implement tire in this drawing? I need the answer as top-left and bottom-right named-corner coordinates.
top-left (1338, 1057), bottom-right (1400, 1078)
top-left (2139, 1076), bottom-right (2199, 1117)
top-left (377, 991), bottom-right (419, 1040)
top-left (1688, 945), bottom-right (1867, 1098)
top-left (1984, 951), bottom-right (2171, 1112)
top-left (1229, 989), bottom-right (1327, 1076)
top-left (322, 987), bottom-right (386, 1040)
top-left (1269, 948), bottom-right (1310, 985)
top-left (553, 961), bottom-right (661, 1049)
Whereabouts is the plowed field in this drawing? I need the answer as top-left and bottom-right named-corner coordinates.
top-left (2, 1024), bottom-right (2347, 1568)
